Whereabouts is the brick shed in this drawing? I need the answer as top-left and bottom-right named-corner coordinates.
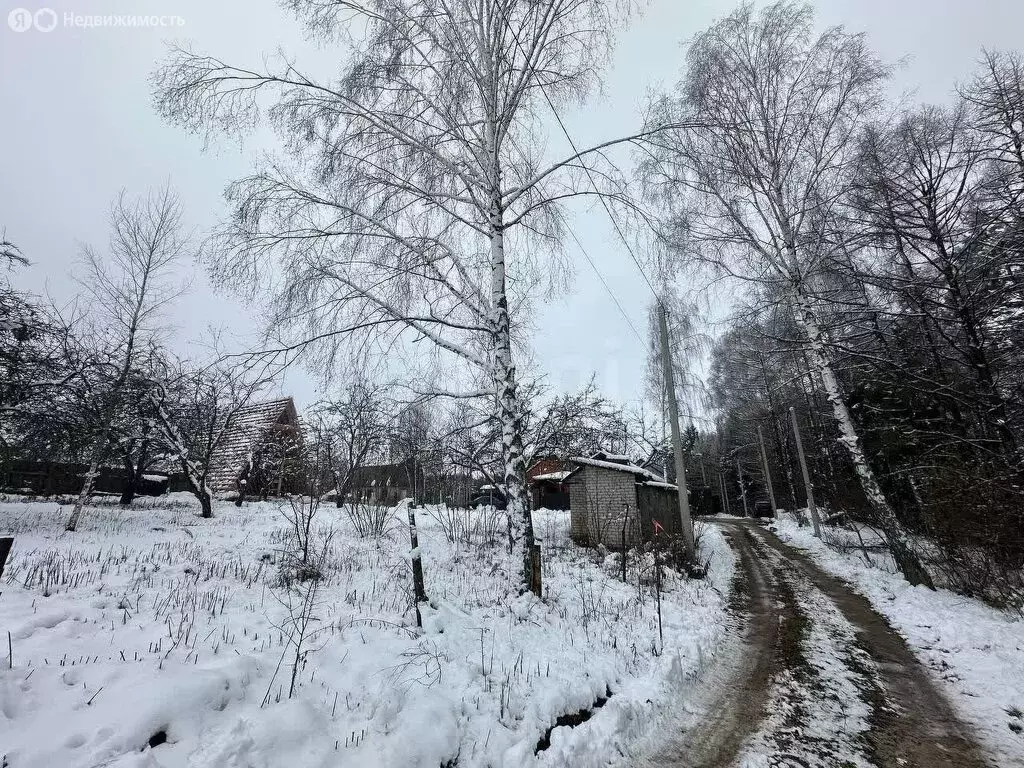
top-left (566, 451), bottom-right (682, 548)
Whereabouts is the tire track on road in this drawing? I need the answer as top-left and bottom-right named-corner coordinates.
top-left (636, 519), bottom-right (994, 768)
top-left (749, 523), bottom-right (993, 768)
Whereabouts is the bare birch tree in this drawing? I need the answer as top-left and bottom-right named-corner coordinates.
top-left (65, 186), bottom-right (187, 531)
top-left (643, 1), bottom-right (932, 585)
top-left (153, 0), bottom-right (661, 591)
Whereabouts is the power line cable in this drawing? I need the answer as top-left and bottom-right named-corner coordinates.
top-left (562, 216), bottom-right (646, 344)
top-left (494, 3), bottom-right (663, 304)
top-left (503, 131), bottom-right (646, 345)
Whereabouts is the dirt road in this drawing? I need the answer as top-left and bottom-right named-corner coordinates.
top-left (638, 519), bottom-right (994, 768)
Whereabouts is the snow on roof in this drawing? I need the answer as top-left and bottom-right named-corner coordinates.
top-left (641, 480), bottom-right (679, 491)
top-left (207, 397), bottom-right (299, 492)
top-left (532, 471), bottom-right (571, 482)
top-left (568, 456), bottom-right (667, 483)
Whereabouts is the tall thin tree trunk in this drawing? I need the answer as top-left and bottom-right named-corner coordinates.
top-left (759, 356), bottom-right (799, 511)
top-left (120, 455), bottom-right (138, 506)
top-left (199, 490), bottom-right (213, 518)
top-left (120, 441), bottom-right (149, 506)
top-left (66, 451), bottom-right (102, 532)
top-left (488, 184), bottom-right (534, 594)
top-left (793, 294), bottom-right (933, 587)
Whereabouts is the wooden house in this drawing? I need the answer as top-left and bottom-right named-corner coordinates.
top-left (566, 450), bottom-right (681, 548)
top-left (348, 459), bottom-right (423, 505)
top-left (207, 397), bottom-right (303, 497)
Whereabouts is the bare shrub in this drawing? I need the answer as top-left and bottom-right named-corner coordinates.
top-left (425, 504), bottom-right (470, 545)
top-left (929, 542), bottom-right (1024, 614)
top-left (470, 505), bottom-right (504, 547)
top-left (280, 495), bottom-right (320, 569)
top-left (346, 500), bottom-right (396, 539)
top-left (266, 492), bottom-right (338, 703)
top-left (569, 564), bottom-right (615, 638)
top-left (689, 520), bottom-right (713, 578)
top-left (383, 639), bottom-right (448, 689)
top-left (657, 522), bottom-right (710, 579)
top-left (264, 569), bottom-right (327, 704)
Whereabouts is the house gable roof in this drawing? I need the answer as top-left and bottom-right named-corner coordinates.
top-left (207, 397), bottom-right (299, 492)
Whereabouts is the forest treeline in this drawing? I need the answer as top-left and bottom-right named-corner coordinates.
top-left (645, 4), bottom-right (1024, 604)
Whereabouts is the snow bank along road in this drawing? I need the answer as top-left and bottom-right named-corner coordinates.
top-left (640, 519), bottom-right (997, 768)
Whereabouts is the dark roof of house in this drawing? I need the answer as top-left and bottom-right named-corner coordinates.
top-left (349, 460), bottom-right (421, 488)
top-left (207, 397), bottom-right (299, 492)
top-left (641, 446), bottom-right (676, 482)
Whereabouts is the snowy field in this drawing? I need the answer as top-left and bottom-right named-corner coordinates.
top-left (771, 518), bottom-right (1024, 767)
top-left (0, 496), bottom-right (734, 768)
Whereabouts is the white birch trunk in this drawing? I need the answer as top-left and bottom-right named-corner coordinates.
top-left (488, 183), bottom-right (533, 593)
top-left (792, 293), bottom-right (933, 587)
top-left (65, 454), bottom-right (101, 531)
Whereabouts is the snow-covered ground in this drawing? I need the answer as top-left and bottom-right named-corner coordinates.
top-left (0, 497), bottom-right (734, 768)
top-left (771, 518), bottom-right (1024, 767)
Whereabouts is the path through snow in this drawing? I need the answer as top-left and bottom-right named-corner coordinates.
top-left (638, 520), bottom-right (996, 768)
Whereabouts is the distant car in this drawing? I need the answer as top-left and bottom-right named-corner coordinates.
top-left (469, 489), bottom-right (507, 510)
top-left (753, 500), bottom-right (774, 518)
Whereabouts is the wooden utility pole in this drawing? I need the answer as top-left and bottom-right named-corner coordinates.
top-left (789, 406), bottom-right (821, 537)
top-left (657, 302), bottom-right (695, 559)
top-left (719, 473), bottom-right (731, 516)
top-left (735, 458), bottom-right (749, 516)
top-left (407, 502), bottom-right (428, 625)
top-left (0, 536), bottom-right (13, 582)
top-left (697, 455), bottom-right (707, 516)
top-left (757, 426), bottom-right (779, 516)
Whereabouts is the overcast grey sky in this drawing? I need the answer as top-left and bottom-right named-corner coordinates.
top-left (2, 0), bottom-right (1021, 408)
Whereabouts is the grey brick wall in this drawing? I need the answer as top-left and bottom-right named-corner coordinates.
top-left (568, 466), bottom-right (640, 548)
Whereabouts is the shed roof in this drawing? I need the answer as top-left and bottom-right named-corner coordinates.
top-left (640, 479), bottom-right (679, 491)
top-left (566, 452), bottom-right (667, 483)
top-left (532, 470), bottom-right (571, 482)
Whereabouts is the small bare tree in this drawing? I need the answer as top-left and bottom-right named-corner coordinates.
top-left (308, 381), bottom-right (388, 507)
top-left (151, 360), bottom-right (264, 518)
top-left (65, 186), bottom-right (187, 531)
top-left (264, 528), bottom-right (332, 704)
